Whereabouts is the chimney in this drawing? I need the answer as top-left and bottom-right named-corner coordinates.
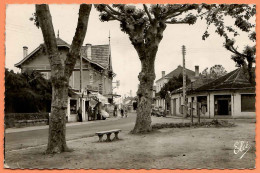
top-left (23, 46), bottom-right (28, 58)
top-left (162, 71), bottom-right (165, 78)
top-left (195, 65), bottom-right (199, 78)
top-left (85, 43), bottom-right (92, 59)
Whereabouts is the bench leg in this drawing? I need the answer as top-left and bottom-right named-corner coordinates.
top-left (114, 132), bottom-right (120, 140)
top-left (98, 134), bottom-right (103, 142)
top-left (106, 133), bottom-right (112, 142)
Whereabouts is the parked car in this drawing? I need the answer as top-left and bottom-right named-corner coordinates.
top-left (151, 107), bottom-right (159, 116)
top-left (158, 106), bottom-right (166, 117)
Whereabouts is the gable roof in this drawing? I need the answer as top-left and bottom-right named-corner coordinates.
top-left (195, 68), bottom-right (255, 92)
top-left (56, 37), bottom-right (70, 46)
top-left (156, 65), bottom-right (195, 83)
top-left (15, 38), bottom-right (112, 70)
top-left (80, 44), bottom-right (111, 69)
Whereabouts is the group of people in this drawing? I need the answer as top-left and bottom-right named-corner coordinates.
top-left (114, 105), bottom-right (128, 118)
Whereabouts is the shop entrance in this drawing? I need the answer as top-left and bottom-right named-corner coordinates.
top-left (214, 95), bottom-right (231, 116)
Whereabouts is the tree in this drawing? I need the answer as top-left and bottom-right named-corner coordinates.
top-left (200, 4), bottom-right (256, 84)
top-left (159, 73), bottom-right (191, 115)
top-left (159, 73), bottom-right (191, 99)
top-left (5, 68), bottom-right (52, 113)
top-left (95, 4), bottom-right (199, 133)
top-left (201, 65), bottom-right (227, 79)
top-left (34, 4), bottom-right (92, 153)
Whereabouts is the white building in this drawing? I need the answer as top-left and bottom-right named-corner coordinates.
top-left (155, 65), bottom-right (196, 109)
top-left (170, 68), bottom-right (255, 118)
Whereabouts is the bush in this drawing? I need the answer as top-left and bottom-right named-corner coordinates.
top-left (5, 113), bottom-right (49, 128)
top-left (152, 119), bottom-right (236, 130)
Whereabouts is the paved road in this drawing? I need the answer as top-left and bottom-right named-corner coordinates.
top-left (5, 113), bottom-right (137, 152)
top-left (6, 112), bottom-right (250, 152)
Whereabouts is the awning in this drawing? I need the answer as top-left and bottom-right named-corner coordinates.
top-left (104, 93), bottom-right (121, 98)
top-left (89, 92), bottom-right (109, 104)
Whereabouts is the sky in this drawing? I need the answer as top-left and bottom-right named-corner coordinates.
top-left (5, 4), bottom-right (255, 97)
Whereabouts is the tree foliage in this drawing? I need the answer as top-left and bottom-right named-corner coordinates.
top-left (95, 4), bottom-right (199, 49)
top-left (159, 73), bottom-right (191, 99)
top-left (201, 64), bottom-right (227, 79)
top-left (200, 4), bottom-right (256, 84)
top-left (5, 68), bottom-right (52, 113)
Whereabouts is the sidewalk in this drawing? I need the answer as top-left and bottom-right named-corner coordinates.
top-left (5, 116), bottom-right (121, 134)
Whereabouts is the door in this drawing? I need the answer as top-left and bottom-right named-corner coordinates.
top-left (217, 100), bottom-right (229, 115)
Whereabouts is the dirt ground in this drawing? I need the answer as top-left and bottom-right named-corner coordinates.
top-left (5, 119), bottom-right (255, 169)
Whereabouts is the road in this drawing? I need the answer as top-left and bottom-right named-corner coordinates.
top-left (5, 113), bottom-right (137, 152)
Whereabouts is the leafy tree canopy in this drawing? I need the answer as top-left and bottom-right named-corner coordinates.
top-left (201, 64), bottom-right (227, 79)
top-left (159, 73), bottom-right (191, 99)
top-left (200, 4), bottom-right (255, 83)
top-left (5, 68), bottom-right (52, 113)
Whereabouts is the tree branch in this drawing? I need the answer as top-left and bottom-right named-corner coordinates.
top-left (35, 4), bottom-right (61, 69)
top-left (165, 12), bottom-right (183, 19)
top-left (102, 7), bottom-right (121, 21)
top-left (165, 20), bottom-right (189, 24)
top-left (106, 5), bottom-right (122, 16)
top-left (165, 5), bottom-right (194, 19)
top-left (143, 4), bottom-right (153, 23)
top-left (64, 4), bottom-right (92, 77)
top-left (225, 40), bottom-right (248, 59)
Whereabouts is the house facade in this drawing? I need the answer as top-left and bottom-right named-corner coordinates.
top-left (170, 68), bottom-right (255, 118)
top-left (155, 65), bottom-right (196, 109)
top-left (15, 37), bottom-right (115, 122)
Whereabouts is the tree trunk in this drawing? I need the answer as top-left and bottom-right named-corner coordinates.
top-left (132, 48), bottom-right (157, 134)
top-left (36, 4), bottom-right (92, 154)
top-left (47, 78), bottom-right (70, 153)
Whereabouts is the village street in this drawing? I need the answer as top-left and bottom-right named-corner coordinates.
top-left (5, 112), bottom-right (256, 169)
top-left (5, 112), bottom-right (191, 152)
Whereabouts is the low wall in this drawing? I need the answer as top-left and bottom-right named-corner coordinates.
top-left (5, 113), bottom-right (49, 128)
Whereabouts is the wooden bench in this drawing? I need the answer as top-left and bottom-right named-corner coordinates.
top-left (96, 129), bottom-right (122, 142)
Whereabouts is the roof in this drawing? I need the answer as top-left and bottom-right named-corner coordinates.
top-left (194, 68), bottom-right (255, 92)
top-left (56, 37), bottom-right (70, 46)
top-left (156, 65), bottom-right (195, 83)
top-left (80, 44), bottom-right (111, 69)
top-left (15, 38), bottom-right (112, 70)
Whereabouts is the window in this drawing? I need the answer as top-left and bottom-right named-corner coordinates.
top-left (241, 94), bottom-right (255, 112)
top-left (197, 96), bottom-right (208, 112)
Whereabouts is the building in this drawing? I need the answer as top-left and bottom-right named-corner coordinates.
top-left (155, 65), bottom-right (196, 109)
top-left (15, 37), bottom-right (115, 122)
top-left (170, 67), bottom-right (255, 118)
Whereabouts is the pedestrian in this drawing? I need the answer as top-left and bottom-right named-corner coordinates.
top-left (120, 108), bottom-right (124, 118)
top-left (125, 108), bottom-right (128, 117)
top-left (114, 105), bottom-right (118, 117)
top-left (77, 106), bottom-right (82, 122)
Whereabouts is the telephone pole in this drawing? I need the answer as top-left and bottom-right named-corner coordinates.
top-left (182, 45), bottom-right (187, 118)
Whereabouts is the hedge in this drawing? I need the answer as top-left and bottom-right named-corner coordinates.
top-left (5, 113), bottom-right (49, 128)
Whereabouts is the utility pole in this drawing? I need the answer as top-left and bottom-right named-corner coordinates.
top-left (79, 51), bottom-right (83, 111)
top-left (182, 45), bottom-right (187, 118)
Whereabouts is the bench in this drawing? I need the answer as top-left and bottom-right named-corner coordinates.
top-left (96, 129), bottom-right (122, 142)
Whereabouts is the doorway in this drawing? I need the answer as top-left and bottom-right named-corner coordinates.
top-left (214, 95), bottom-right (231, 116)
top-left (217, 100), bottom-right (229, 115)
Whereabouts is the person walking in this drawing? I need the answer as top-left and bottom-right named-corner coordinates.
top-left (77, 106), bottom-right (82, 122)
top-left (113, 105), bottom-right (118, 117)
top-left (120, 107), bottom-right (124, 118)
top-left (125, 108), bottom-right (128, 117)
